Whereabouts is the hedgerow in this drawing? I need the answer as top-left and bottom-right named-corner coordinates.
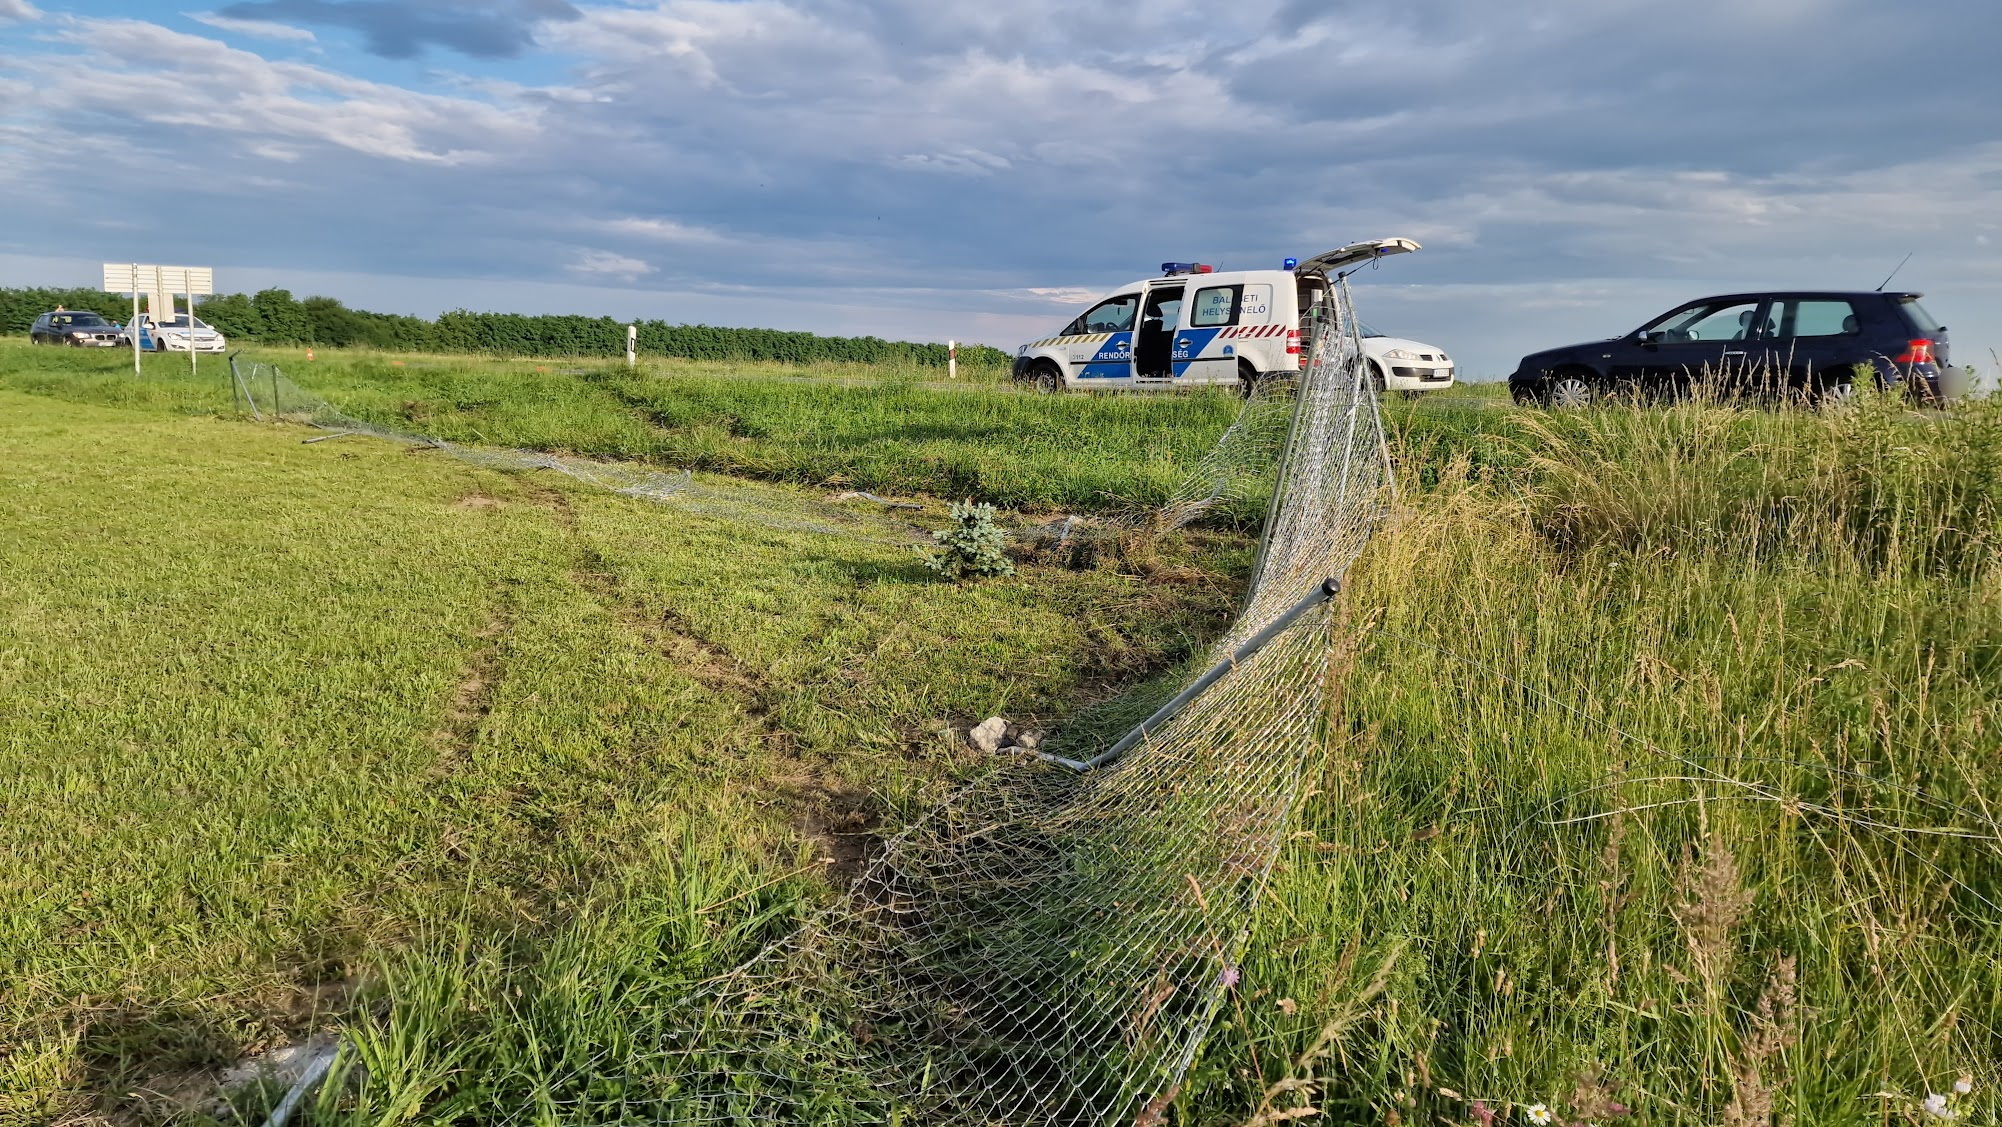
top-left (0, 286), bottom-right (1010, 369)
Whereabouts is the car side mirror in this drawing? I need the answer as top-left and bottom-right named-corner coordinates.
top-left (1637, 330), bottom-right (1664, 345)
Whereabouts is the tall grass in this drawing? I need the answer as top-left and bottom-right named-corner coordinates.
top-left (1189, 392), bottom-right (2001, 1125)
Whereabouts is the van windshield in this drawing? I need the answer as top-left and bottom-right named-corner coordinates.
top-left (155, 316), bottom-right (212, 330)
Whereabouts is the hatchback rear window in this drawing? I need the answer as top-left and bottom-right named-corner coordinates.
top-left (1897, 298), bottom-right (1944, 335)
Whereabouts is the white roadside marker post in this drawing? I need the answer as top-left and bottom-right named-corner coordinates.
top-left (130, 266), bottom-right (141, 377)
top-left (948, 339), bottom-right (957, 380)
top-left (627, 324), bottom-right (637, 369)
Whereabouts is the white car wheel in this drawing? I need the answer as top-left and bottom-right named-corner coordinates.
top-left (1550, 373), bottom-right (1594, 409)
top-left (1817, 376), bottom-right (1856, 406)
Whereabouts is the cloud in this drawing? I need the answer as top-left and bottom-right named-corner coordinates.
top-left (8, 19), bottom-right (543, 166)
top-left (214, 0), bottom-right (578, 59)
top-left (568, 249), bottom-right (655, 281)
top-left (1022, 288), bottom-right (1099, 305)
top-left (187, 10), bottom-right (316, 40)
top-left (4, 0), bottom-right (2001, 373)
top-left (0, 0), bottom-right (39, 22)
top-left (598, 217), bottom-right (725, 244)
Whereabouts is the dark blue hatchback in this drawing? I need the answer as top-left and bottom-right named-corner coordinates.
top-left (1509, 291), bottom-right (1948, 407)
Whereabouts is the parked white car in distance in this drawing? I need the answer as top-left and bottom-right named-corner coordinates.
top-left (126, 313), bottom-right (227, 353)
top-left (1359, 322), bottom-right (1455, 393)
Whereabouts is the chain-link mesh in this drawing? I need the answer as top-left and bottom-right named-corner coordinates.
top-left (235, 287), bottom-right (1388, 1120)
top-left (480, 275), bottom-right (1393, 1125)
top-left (239, 362), bottom-right (913, 540)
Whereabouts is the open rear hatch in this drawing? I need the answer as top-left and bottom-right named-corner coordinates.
top-left (1293, 237), bottom-right (1421, 278)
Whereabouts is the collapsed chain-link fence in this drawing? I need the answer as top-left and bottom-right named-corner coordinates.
top-left (232, 359), bottom-right (911, 540)
top-left (238, 351), bottom-right (1300, 550)
top-left (468, 275), bottom-right (1391, 1125)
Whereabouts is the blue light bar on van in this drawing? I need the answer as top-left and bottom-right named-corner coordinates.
top-left (1160, 262), bottom-right (1215, 276)
top-left (1283, 257), bottom-right (1299, 270)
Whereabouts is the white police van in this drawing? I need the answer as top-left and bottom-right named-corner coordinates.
top-left (1012, 237), bottom-right (1423, 393)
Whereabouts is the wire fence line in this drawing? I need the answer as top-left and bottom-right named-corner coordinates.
top-left (234, 355), bottom-right (1298, 548)
top-left (232, 358), bottom-right (915, 541)
top-left (449, 275), bottom-right (1390, 1125)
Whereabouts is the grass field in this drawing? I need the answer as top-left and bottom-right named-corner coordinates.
top-left (0, 370), bottom-right (1246, 1124)
top-left (1, 342), bottom-right (1998, 1126)
top-left (0, 342), bottom-right (1251, 517)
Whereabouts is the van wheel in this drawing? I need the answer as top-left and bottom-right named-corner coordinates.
top-left (1237, 361), bottom-right (1262, 398)
top-left (1031, 361), bottom-right (1063, 395)
top-left (1549, 369), bottom-right (1595, 409)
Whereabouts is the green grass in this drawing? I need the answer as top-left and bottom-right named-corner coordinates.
top-left (3, 339), bottom-right (1998, 1126)
top-left (0, 386), bottom-right (1244, 1124)
top-left (1194, 390), bottom-right (2002, 1126)
top-left (0, 340), bottom-right (1250, 516)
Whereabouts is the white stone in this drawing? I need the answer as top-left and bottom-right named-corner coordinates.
top-left (969, 716), bottom-right (1011, 753)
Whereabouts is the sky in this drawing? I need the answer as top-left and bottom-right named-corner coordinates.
top-left (2, 0), bottom-right (1998, 378)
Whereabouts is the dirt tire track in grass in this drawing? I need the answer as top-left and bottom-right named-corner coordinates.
top-left (567, 543), bottom-right (878, 883)
top-left (424, 610), bottom-right (510, 800)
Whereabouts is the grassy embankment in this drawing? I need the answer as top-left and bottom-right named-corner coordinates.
top-left (1191, 391), bottom-right (2002, 1126)
top-left (0, 341), bottom-right (1250, 517)
top-left (0, 345), bottom-right (1251, 1123)
top-left (3, 340), bottom-right (1998, 1125)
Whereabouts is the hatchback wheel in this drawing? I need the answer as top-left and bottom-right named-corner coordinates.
top-left (1032, 362), bottom-right (1063, 395)
top-left (1549, 372), bottom-right (1595, 409)
top-left (1816, 376), bottom-right (1856, 406)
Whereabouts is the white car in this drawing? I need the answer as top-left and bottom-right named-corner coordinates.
top-left (1359, 322), bottom-right (1455, 393)
top-left (126, 313), bottom-right (227, 353)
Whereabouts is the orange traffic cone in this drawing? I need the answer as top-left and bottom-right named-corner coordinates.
top-left (306, 348), bottom-right (316, 361)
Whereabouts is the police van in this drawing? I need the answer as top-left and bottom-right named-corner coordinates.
top-left (1012, 237), bottom-right (1425, 393)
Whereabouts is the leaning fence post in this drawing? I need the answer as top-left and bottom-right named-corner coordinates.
top-left (1040, 577), bottom-right (1343, 772)
top-left (238, 369), bottom-right (263, 420)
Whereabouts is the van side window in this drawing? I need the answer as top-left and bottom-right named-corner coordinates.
top-left (1190, 285), bottom-right (1241, 327)
top-left (1068, 293), bottom-right (1140, 335)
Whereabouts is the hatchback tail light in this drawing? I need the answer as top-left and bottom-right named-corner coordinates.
top-left (1895, 338), bottom-right (1936, 364)
top-left (1285, 329), bottom-right (1302, 356)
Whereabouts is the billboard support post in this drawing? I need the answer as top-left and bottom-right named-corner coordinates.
top-left (102, 263), bottom-right (213, 378)
top-left (129, 267), bottom-right (141, 376)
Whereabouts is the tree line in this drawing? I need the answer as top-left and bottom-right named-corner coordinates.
top-left (0, 286), bottom-right (1011, 369)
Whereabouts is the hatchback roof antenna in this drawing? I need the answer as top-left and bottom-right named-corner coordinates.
top-left (1875, 251), bottom-right (1914, 292)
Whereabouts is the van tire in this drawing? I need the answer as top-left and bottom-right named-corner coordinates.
top-left (1237, 361), bottom-right (1261, 398)
top-left (1030, 361), bottom-right (1063, 395)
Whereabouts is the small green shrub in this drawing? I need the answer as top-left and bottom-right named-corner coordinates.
top-left (925, 502), bottom-right (1015, 580)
